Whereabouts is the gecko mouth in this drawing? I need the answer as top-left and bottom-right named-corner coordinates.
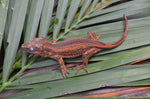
top-left (21, 48), bottom-right (31, 52)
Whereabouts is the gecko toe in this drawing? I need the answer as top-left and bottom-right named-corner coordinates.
top-left (61, 68), bottom-right (70, 78)
top-left (84, 68), bottom-right (88, 73)
top-left (73, 65), bottom-right (88, 74)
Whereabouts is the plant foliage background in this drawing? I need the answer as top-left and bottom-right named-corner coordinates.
top-left (0, 0), bottom-right (150, 98)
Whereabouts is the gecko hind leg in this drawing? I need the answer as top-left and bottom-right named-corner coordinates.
top-left (73, 48), bottom-right (101, 74)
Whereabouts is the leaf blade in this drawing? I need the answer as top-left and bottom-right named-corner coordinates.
top-left (65, 0), bottom-right (81, 31)
top-left (78, 0), bottom-right (150, 27)
top-left (38, 0), bottom-right (54, 38)
top-left (2, 0), bottom-right (29, 83)
top-left (24, 0), bottom-right (44, 42)
top-left (8, 65), bottom-right (150, 99)
top-left (77, 0), bottom-right (92, 21)
top-left (53, 0), bottom-right (69, 40)
top-left (0, 0), bottom-right (9, 50)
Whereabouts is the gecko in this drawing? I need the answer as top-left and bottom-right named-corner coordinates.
top-left (22, 15), bottom-right (128, 78)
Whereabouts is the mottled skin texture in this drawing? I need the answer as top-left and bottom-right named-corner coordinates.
top-left (22, 15), bottom-right (128, 78)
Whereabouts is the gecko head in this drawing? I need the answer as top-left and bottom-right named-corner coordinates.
top-left (21, 37), bottom-right (47, 54)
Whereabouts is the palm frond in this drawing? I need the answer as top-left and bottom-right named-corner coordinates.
top-left (0, 0), bottom-right (150, 98)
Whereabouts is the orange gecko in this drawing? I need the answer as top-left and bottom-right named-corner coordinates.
top-left (22, 15), bottom-right (128, 78)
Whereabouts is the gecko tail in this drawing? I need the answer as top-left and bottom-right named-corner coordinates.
top-left (105, 15), bottom-right (128, 48)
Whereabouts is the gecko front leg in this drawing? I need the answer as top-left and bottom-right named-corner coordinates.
top-left (50, 55), bottom-right (69, 78)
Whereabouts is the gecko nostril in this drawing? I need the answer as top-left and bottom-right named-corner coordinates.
top-left (21, 44), bottom-right (25, 49)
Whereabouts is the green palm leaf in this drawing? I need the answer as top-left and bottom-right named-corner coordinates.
top-left (38, 0), bottom-right (54, 38)
top-left (53, 0), bottom-right (69, 40)
top-left (6, 65), bottom-right (150, 99)
top-left (2, 0), bottom-right (29, 84)
top-left (1, 0), bottom-right (150, 98)
top-left (0, 0), bottom-right (9, 49)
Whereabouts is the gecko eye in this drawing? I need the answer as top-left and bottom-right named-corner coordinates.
top-left (30, 47), bottom-right (34, 51)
